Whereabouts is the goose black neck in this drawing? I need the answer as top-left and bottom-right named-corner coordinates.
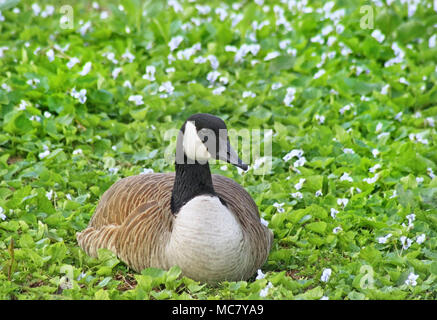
top-left (170, 159), bottom-right (216, 214)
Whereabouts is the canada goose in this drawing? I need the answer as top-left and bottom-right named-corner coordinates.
top-left (77, 113), bottom-right (273, 282)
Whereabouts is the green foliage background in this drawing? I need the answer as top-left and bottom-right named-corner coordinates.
top-left (0, 0), bottom-right (436, 299)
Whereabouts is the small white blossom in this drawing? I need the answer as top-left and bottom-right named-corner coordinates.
top-left (46, 49), bottom-right (55, 62)
top-left (284, 87), bottom-right (296, 107)
top-left (143, 66), bottom-right (156, 81)
top-left (0, 206), bottom-right (6, 221)
top-left (123, 80), bottom-right (132, 89)
top-left (259, 282), bottom-right (273, 297)
top-left (140, 168), bottom-right (154, 175)
top-left (273, 202), bottom-right (285, 213)
top-left (242, 91), bottom-right (256, 98)
top-left (337, 198), bottom-right (348, 208)
top-left (381, 84), bottom-right (390, 95)
top-left (27, 78), bottom-right (40, 88)
top-left (378, 233), bottom-right (392, 244)
top-left (122, 49), bottom-right (135, 63)
top-left (67, 57), bottom-right (80, 69)
top-left (256, 269), bottom-right (266, 280)
top-left (264, 51), bottom-right (280, 61)
top-left (39, 150), bottom-right (51, 159)
top-left (371, 29), bottom-right (385, 43)
top-left (283, 149), bottom-right (304, 162)
top-left (363, 173), bottom-right (379, 184)
top-left (427, 168), bottom-right (436, 179)
top-left (400, 236), bottom-right (413, 250)
top-left (315, 114), bottom-right (325, 124)
top-left (159, 81), bottom-right (175, 95)
top-left (315, 190), bottom-right (323, 197)
top-left (405, 272), bottom-right (418, 286)
top-left (372, 149), bottom-right (380, 158)
top-left (72, 149), bottom-right (83, 155)
top-left (100, 11), bottom-right (109, 19)
top-left (333, 226), bottom-right (342, 234)
top-left (416, 234), bottom-right (426, 244)
top-left (70, 88), bottom-right (87, 104)
top-left (294, 157), bottom-right (306, 168)
top-left (46, 189), bottom-right (54, 200)
top-left (212, 86), bottom-right (226, 95)
top-left (112, 67), bottom-right (122, 79)
top-left (340, 172), bottom-right (353, 182)
top-left (330, 208), bottom-right (339, 219)
top-left (369, 164), bottom-right (381, 173)
top-left (320, 268), bottom-right (332, 282)
top-left (291, 192), bottom-right (303, 199)
top-left (313, 69), bottom-right (325, 79)
top-left (343, 148), bottom-right (355, 154)
top-left (294, 178), bottom-right (306, 191)
top-left (79, 62), bottom-right (92, 76)
top-left (128, 95), bottom-right (144, 106)
top-left (260, 218), bottom-right (269, 227)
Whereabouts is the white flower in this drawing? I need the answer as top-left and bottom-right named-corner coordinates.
top-left (72, 149), bottom-right (83, 155)
top-left (0, 206), bottom-right (6, 221)
top-left (406, 213), bottom-right (415, 227)
top-left (283, 149), bottom-right (304, 162)
top-left (315, 114), bottom-right (325, 124)
top-left (112, 67), bottom-right (122, 79)
top-left (273, 202), bottom-right (285, 213)
top-left (425, 117), bottom-right (435, 127)
top-left (389, 190), bottom-right (397, 199)
top-left (333, 226), bottom-right (342, 234)
top-left (330, 208), bottom-right (339, 219)
top-left (207, 71), bottom-right (221, 83)
top-left (363, 173), bottom-right (379, 184)
top-left (369, 164), bottom-right (381, 173)
top-left (279, 39), bottom-right (291, 50)
top-left (128, 95), bottom-right (144, 106)
top-left (123, 80), bottom-right (132, 89)
top-left (46, 189), bottom-right (55, 200)
top-left (195, 4), bottom-right (211, 15)
top-left (259, 282), bottom-right (273, 297)
top-left (102, 52), bottom-right (118, 64)
top-left (272, 82), bottom-right (282, 90)
top-left (294, 178), bottom-right (306, 190)
top-left (159, 81), bottom-right (175, 95)
top-left (284, 87), bottom-right (296, 107)
top-left (44, 111), bottom-right (52, 118)
top-left (337, 198), bottom-right (348, 208)
top-left (169, 0), bottom-right (183, 13)
top-left (343, 148), bottom-right (355, 154)
top-left (242, 91), bottom-right (256, 98)
top-left (381, 84), bottom-right (390, 95)
top-left (140, 168), bottom-right (154, 175)
top-left (108, 167), bottom-right (119, 175)
top-left (67, 57), bottom-right (80, 69)
top-left (400, 236), bottom-right (413, 250)
top-left (39, 150), bottom-right (51, 159)
top-left (18, 100), bottom-right (28, 110)
top-left (294, 157), bottom-right (306, 168)
top-left (1, 83), bottom-right (11, 92)
top-left (79, 21), bottom-right (92, 36)
top-left (264, 51), bottom-right (280, 61)
top-left (339, 104), bottom-right (351, 114)
top-left (405, 272), bottom-right (418, 286)
top-left (429, 34), bottom-right (436, 49)
top-left (169, 36), bottom-right (183, 51)
top-left (372, 149), bottom-right (380, 158)
top-left (79, 62), bottom-right (92, 76)
top-left (27, 78), bottom-right (40, 88)
top-left (256, 269), bottom-right (266, 280)
top-left (100, 11), bottom-right (109, 19)
top-left (320, 268), bottom-right (332, 282)
top-left (260, 218), bottom-right (269, 227)
top-left (416, 176), bottom-right (424, 184)
top-left (70, 88), bottom-right (87, 104)
top-left (313, 69), bottom-right (325, 79)
top-left (212, 86), bottom-right (226, 95)
top-left (340, 172), bottom-right (353, 182)
top-left (122, 49), bottom-right (135, 63)
top-left (371, 29), bottom-right (385, 43)
top-left (427, 168), bottom-right (436, 179)
top-left (32, 3), bottom-right (41, 16)
top-left (46, 49), bottom-right (55, 62)
top-left (291, 192), bottom-right (303, 199)
top-left (143, 65), bottom-right (156, 81)
top-left (378, 233), bottom-right (392, 244)
top-left (416, 234), bottom-right (426, 244)
top-left (315, 190), bottom-right (323, 197)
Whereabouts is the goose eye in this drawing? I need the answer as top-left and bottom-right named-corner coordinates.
top-left (202, 136), bottom-right (208, 143)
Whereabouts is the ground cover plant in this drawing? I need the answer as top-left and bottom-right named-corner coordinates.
top-left (0, 0), bottom-right (437, 300)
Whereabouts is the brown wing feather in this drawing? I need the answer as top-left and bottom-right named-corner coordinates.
top-left (77, 172), bottom-right (272, 275)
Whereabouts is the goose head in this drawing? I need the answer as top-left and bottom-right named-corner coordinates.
top-left (176, 113), bottom-right (248, 170)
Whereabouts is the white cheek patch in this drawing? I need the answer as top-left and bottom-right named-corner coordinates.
top-left (183, 121), bottom-right (211, 162)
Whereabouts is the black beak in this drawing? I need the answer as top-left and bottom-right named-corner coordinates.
top-left (218, 138), bottom-right (248, 171)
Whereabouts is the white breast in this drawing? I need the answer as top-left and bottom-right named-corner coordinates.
top-left (166, 195), bottom-right (251, 282)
